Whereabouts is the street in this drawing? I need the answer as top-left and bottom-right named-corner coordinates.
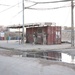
top-left (0, 48), bottom-right (75, 75)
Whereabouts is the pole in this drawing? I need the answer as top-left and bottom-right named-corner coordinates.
top-left (22, 0), bottom-right (25, 44)
top-left (71, 0), bottom-right (74, 47)
top-left (19, 24), bottom-right (20, 44)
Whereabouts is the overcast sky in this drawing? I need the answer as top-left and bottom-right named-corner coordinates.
top-left (0, 0), bottom-right (75, 27)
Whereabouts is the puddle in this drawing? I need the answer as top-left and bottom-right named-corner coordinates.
top-left (62, 53), bottom-right (75, 64)
top-left (0, 49), bottom-right (75, 64)
top-left (23, 51), bottom-right (75, 64)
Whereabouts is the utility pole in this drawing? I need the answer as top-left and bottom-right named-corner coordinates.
top-left (62, 0), bottom-right (74, 47)
top-left (71, 0), bottom-right (74, 47)
top-left (22, 0), bottom-right (25, 44)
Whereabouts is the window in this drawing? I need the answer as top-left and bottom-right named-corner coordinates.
top-left (38, 28), bottom-right (42, 33)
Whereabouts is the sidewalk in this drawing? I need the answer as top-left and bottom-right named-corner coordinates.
top-left (0, 40), bottom-right (74, 52)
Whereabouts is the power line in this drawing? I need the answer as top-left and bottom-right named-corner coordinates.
top-left (12, 10), bottom-right (22, 18)
top-left (25, 3), bottom-right (37, 8)
top-left (8, 1), bottom-right (72, 17)
top-left (0, 4), bottom-right (10, 6)
top-left (25, 5), bottom-right (71, 10)
top-left (25, 0), bottom-right (72, 10)
top-left (12, 4), bottom-right (71, 17)
top-left (25, 0), bottom-right (71, 4)
top-left (0, 2), bottom-right (22, 14)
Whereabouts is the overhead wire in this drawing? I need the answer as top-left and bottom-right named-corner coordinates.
top-left (0, 2), bottom-right (22, 14)
top-left (12, 5), bottom-right (71, 18)
top-left (10, 0), bottom-right (74, 18)
top-left (0, 0), bottom-right (72, 14)
top-left (12, 1), bottom-right (71, 18)
top-left (10, 0), bottom-right (22, 25)
top-left (8, 0), bottom-right (75, 20)
top-left (24, 0), bottom-right (74, 10)
top-left (25, 4), bottom-right (72, 10)
top-left (0, 4), bottom-right (10, 6)
top-left (13, 4), bottom-right (71, 17)
top-left (25, 0), bottom-right (72, 4)
top-left (12, 10), bottom-right (22, 18)
top-left (25, 6), bottom-right (70, 10)
top-left (12, 3), bottom-right (37, 18)
top-left (11, 3), bottom-right (38, 19)
top-left (5, 0), bottom-right (75, 26)
top-left (25, 3), bottom-right (37, 8)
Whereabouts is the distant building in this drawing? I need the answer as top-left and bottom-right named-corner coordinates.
top-left (62, 26), bottom-right (75, 31)
top-left (0, 26), bottom-right (7, 40)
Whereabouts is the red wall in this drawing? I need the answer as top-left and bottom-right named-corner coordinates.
top-left (26, 26), bottom-right (61, 45)
top-left (47, 26), bottom-right (61, 44)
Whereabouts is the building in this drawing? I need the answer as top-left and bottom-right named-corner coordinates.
top-left (0, 26), bottom-right (7, 40)
top-left (26, 22), bottom-right (61, 45)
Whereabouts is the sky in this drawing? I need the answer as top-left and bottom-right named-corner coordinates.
top-left (0, 0), bottom-right (75, 27)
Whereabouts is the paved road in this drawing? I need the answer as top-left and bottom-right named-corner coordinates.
top-left (0, 42), bottom-right (75, 75)
top-left (0, 55), bottom-right (75, 75)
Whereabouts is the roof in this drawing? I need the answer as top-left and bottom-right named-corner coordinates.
top-left (7, 22), bottom-right (56, 29)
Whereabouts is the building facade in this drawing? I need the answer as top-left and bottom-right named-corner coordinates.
top-left (26, 22), bottom-right (61, 45)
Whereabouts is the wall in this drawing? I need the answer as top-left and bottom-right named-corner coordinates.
top-left (26, 26), bottom-right (61, 45)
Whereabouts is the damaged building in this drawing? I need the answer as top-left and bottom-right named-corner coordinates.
top-left (26, 22), bottom-right (61, 45)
